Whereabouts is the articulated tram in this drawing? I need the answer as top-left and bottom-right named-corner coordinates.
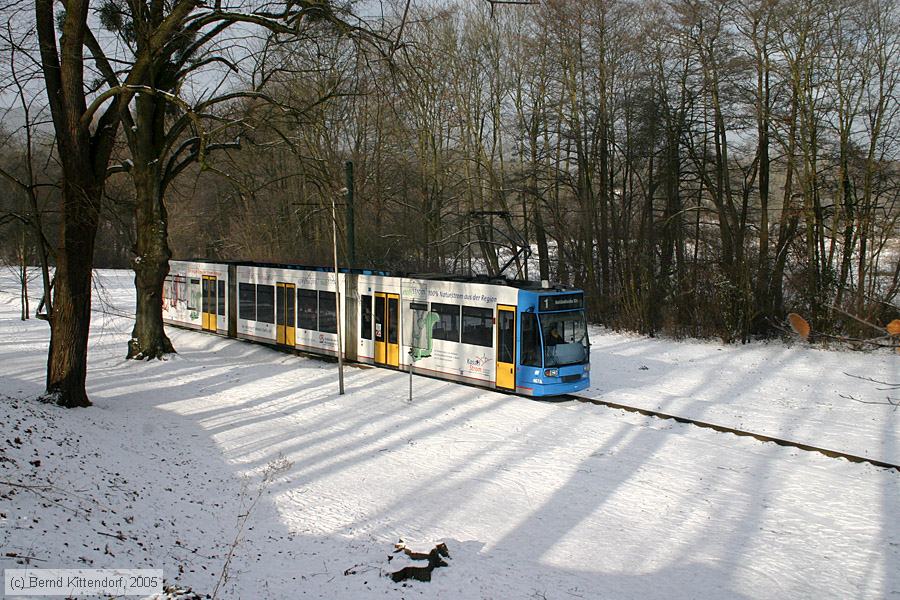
top-left (162, 260), bottom-right (591, 396)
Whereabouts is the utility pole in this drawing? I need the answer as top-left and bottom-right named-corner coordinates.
top-left (332, 194), bottom-right (345, 395)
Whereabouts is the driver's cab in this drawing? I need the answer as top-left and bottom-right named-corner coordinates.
top-left (516, 289), bottom-right (591, 396)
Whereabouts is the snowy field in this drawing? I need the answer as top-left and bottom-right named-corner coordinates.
top-left (1, 269), bottom-right (899, 599)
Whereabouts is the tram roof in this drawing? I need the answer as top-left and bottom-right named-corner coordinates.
top-left (177, 258), bottom-right (580, 293)
top-left (408, 272), bottom-right (576, 292)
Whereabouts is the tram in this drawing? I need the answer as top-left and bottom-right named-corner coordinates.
top-left (162, 260), bottom-right (591, 396)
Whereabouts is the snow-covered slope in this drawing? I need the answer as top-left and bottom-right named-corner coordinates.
top-left (1, 270), bottom-right (898, 599)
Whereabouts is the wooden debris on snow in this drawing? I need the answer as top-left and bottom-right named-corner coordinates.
top-left (388, 540), bottom-right (450, 582)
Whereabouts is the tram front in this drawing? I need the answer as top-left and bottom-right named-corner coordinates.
top-left (517, 289), bottom-right (591, 396)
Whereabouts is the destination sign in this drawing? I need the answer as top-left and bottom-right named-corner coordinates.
top-left (539, 293), bottom-right (584, 312)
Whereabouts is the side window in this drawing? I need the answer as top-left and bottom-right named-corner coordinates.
top-left (319, 291), bottom-right (337, 333)
top-left (217, 280), bottom-right (226, 316)
top-left (256, 284), bottom-right (275, 324)
top-left (521, 312), bottom-right (541, 367)
top-left (201, 278), bottom-right (210, 313)
top-left (498, 309), bottom-right (515, 364)
top-left (431, 303), bottom-right (460, 342)
top-left (176, 276), bottom-right (187, 304)
top-left (407, 302), bottom-right (429, 348)
top-left (461, 306), bottom-right (493, 347)
top-left (387, 296), bottom-right (399, 344)
top-left (239, 283), bottom-right (256, 321)
top-left (285, 286), bottom-right (295, 327)
top-left (298, 289), bottom-right (317, 330)
top-left (374, 295), bottom-right (385, 342)
top-left (188, 278), bottom-right (200, 310)
top-left (361, 294), bottom-right (373, 340)
top-left (163, 276), bottom-right (173, 307)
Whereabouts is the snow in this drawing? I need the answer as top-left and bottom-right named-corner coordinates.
top-left (1, 269), bottom-right (898, 599)
top-left (581, 330), bottom-right (900, 465)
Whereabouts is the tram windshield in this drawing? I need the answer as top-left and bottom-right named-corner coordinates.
top-left (540, 310), bottom-right (589, 367)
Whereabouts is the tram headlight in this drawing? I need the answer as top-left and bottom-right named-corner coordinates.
top-left (583, 363), bottom-right (590, 373)
top-left (544, 368), bottom-right (559, 377)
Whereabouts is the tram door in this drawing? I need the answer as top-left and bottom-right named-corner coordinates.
top-left (276, 283), bottom-right (296, 347)
top-left (374, 292), bottom-right (400, 367)
top-left (201, 275), bottom-right (217, 332)
top-left (496, 305), bottom-right (516, 391)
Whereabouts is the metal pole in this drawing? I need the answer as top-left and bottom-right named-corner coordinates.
top-left (332, 195), bottom-right (345, 395)
top-left (408, 354), bottom-right (413, 402)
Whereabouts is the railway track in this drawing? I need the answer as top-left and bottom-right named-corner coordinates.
top-left (568, 393), bottom-right (900, 473)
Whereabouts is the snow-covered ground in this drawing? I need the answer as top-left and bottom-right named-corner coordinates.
top-left (581, 330), bottom-right (900, 466)
top-left (1, 270), bottom-right (898, 599)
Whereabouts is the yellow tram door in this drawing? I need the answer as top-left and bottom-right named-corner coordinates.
top-left (276, 283), bottom-right (296, 347)
top-left (374, 292), bottom-right (400, 368)
top-left (385, 293), bottom-right (400, 367)
top-left (374, 293), bottom-right (387, 365)
top-left (201, 275), bottom-right (217, 332)
top-left (496, 305), bottom-right (516, 391)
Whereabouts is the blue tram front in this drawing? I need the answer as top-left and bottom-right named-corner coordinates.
top-left (515, 289), bottom-right (590, 396)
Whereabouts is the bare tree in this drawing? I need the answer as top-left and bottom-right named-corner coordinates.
top-left (24, 0), bottom-right (385, 405)
top-left (0, 24), bottom-right (56, 324)
top-left (78, 0), bottom-right (380, 360)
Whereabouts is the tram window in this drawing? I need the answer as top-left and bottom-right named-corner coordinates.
top-left (461, 306), bottom-right (493, 347)
top-left (374, 295), bottom-right (385, 342)
top-left (298, 289), bottom-right (317, 330)
top-left (498, 310), bottom-right (515, 364)
top-left (188, 278), bottom-right (200, 310)
top-left (361, 295), bottom-right (373, 340)
top-left (239, 283), bottom-right (256, 321)
top-left (217, 280), bottom-right (226, 316)
top-left (285, 286), bottom-right (295, 327)
top-left (175, 276), bottom-right (187, 304)
top-left (276, 285), bottom-right (285, 326)
top-left (387, 296), bottom-right (399, 344)
top-left (431, 303), bottom-right (460, 342)
top-left (201, 278), bottom-right (210, 313)
top-left (319, 291), bottom-right (337, 333)
top-left (521, 312), bottom-right (541, 367)
top-left (540, 310), bottom-right (589, 367)
top-left (257, 284), bottom-right (275, 324)
top-left (163, 276), bottom-right (173, 306)
top-left (408, 302), bottom-right (429, 348)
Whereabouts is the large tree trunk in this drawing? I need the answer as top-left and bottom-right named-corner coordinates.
top-left (45, 179), bottom-right (102, 408)
top-left (35, 0), bottom-right (115, 409)
top-left (128, 171), bottom-right (175, 359)
top-left (126, 71), bottom-right (176, 360)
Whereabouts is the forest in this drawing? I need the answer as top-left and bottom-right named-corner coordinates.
top-left (1, 0), bottom-right (899, 406)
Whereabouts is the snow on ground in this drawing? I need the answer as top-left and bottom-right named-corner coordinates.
top-left (1, 269), bottom-right (899, 599)
top-left (582, 328), bottom-right (900, 466)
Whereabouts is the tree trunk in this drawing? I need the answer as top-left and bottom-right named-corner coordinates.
top-left (18, 227), bottom-right (30, 320)
top-left (126, 69), bottom-right (177, 360)
top-left (128, 171), bottom-right (175, 359)
top-left (45, 180), bottom-right (102, 408)
top-left (35, 0), bottom-right (126, 408)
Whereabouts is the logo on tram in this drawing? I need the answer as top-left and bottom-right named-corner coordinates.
top-left (466, 354), bottom-right (493, 375)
